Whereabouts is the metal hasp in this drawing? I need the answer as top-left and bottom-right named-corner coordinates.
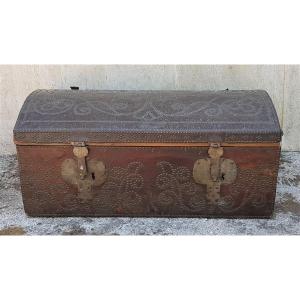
top-left (193, 143), bottom-right (237, 203)
top-left (72, 142), bottom-right (89, 179)
top-left (61, 142), bottom-right (106, 200)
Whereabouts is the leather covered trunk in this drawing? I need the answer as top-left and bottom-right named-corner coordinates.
top-left (13, 90), bottom-right (282, 217)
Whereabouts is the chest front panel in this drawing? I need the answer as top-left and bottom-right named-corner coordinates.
top-left (17, 145), bottom-right (280, 217)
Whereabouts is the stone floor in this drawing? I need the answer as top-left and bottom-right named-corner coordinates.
top-left (0, 152), bottom-right (300, 235)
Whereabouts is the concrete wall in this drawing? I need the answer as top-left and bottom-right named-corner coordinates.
top-left (0, 65), bottom-right (299, 154)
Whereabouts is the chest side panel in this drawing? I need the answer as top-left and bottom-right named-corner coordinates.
top-left (16, 145), bottom-right (280, 217)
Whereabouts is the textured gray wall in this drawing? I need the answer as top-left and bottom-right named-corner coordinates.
top-left (0, 65), bottom-right (298, 154)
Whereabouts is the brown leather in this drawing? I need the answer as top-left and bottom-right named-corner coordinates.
top-left (14, 89), bottom-right (282, 217)
top-left (17, 145), bottom-right (280, 217)
top-left (14, 89), bottom-right (282, 144)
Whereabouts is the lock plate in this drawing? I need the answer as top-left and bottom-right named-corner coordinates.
top-left (193, 143), bottom-right (237, 203)
top-left (61, 143), bottom-right (106, 200)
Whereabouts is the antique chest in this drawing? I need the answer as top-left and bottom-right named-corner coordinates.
top-left (14, 89), bottom-right (282, 218)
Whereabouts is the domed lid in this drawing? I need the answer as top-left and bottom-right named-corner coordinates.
top-left (14, 89), bottom-right (282, 144)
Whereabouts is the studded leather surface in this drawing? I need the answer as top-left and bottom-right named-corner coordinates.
top-left (17, 145), bottom-right (280, 217)
top-left (14, 89), bottom-right (282, 143)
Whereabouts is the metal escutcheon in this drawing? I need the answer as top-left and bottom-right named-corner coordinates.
top-left (61, 143), bottom-right (106, 200)
top-left (193, 143), bottom-right (237, 203)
